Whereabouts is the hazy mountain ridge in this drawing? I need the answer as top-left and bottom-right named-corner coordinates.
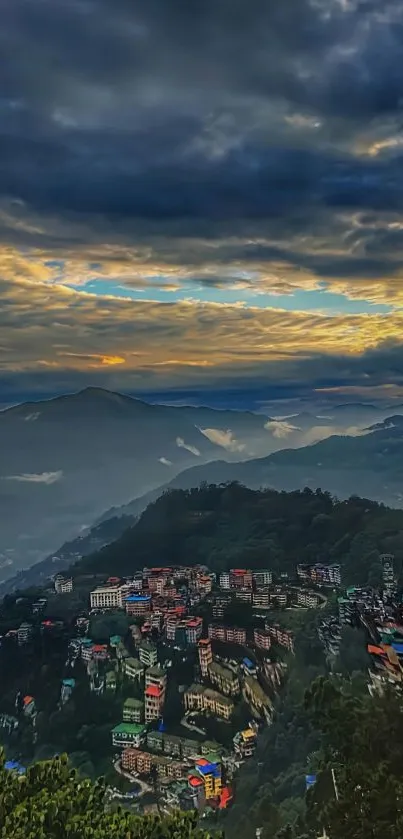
top-left (4, 385), bottom-right (370, 579)
top-left (3, 410), bottom-right (403, 595)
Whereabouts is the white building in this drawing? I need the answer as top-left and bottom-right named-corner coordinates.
top-left (253, 570), bottom-right (273, 587)
top-left (297, 589), bottom-right (320, 608)
top-left (219, 572), bottom-right (231, 590)
top-left (139, 642), bottom-right (158, 668)
top-left (90, 585), bottom-right (123, 610)
top-left (54, 575), bottom-right (73, 594)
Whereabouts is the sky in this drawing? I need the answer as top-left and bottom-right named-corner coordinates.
top-left (3, 0), bottom-right (403, 410)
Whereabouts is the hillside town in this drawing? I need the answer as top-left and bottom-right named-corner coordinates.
top-left (0, 553), bottom-right (401, 817)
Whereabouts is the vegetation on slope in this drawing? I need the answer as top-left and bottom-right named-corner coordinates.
top-left (0, 749), bottom-right (220, 838)
top-left (78, 483), bottom-right (403, 586)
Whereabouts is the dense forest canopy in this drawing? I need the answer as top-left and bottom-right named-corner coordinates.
top-left (0, 749), bottom-right (221, 838)
top-left (77, 483), bottom-right (403, 586)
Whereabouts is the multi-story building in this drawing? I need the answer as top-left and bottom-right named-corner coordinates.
top-left (338, 596), bottom-right (356, 626)
top-left (297, 589), bottom-right (321, 608)
top-left (125, 594), bottom-right (152, 617)
top-left (219, 572), bottom-right (231, 590)
top-left (198, 638), bottom-right (213, 677)
top-left (264, 623), bottom-right (294, 652)
top-left (165, 615), bottom-right (203, 647)
top-left (54, 574), bottom-right (73, 594)
top-left (90, 585), bottom-right (123, 610)
top-left (212, 595), bottom-right (231, 618)
top-left (146, 731), bottom-right (206, 760)
top-left (230, 569), bottom-right (253, 589)
top-left (243, 676), bottom-right (272, 721)
top-left (296, 563), bottom-right (341, 588)
top-left (252, 570), bottom-right (273, 587)
top-left (121, 748), bottom-right (187, 781)
top-left (145, 684), bottom-right (164, 722)
top-left (233, 728), bottom-right (257, 759)
top-left (123, 698), bottom-right (144, 724)
top-left (270, 587), bottom-right (288, 608)
top-left (195, 575), bottom-right (213, 595)
top-left (145, 665), bottom-right (167, 695)
top-left (208, 624), bottom-right (247, 646)
top-left (187, 617), bottom-right (203, 645)
top-left (184, 685), bottom-right (234, 720)
top-left (138, 641), bottom-right (158, 668)
top-left (111, 723), bottom-right (146, 749)
top-left (17, 622), bottom-right (33, 646)
top-left (80, 639), bottom-right (94, 662)
top-left (124, 657), bottom-right (145, 681)
top-left (253, 628), bottom-right (272, 651)
top-left (144, 667), bottom-right (167, 722)
top-left (91, 644), bottom-right (109, 661)
top-left (381, 554), bottom-right (395, 593)
top-left (194, 757), bottom-right (222, 800)
top-left (242, 657), bottom-right (257, 676)
top-left (208, 661), bottom-right (240, 696)
top-left (252, 590), bottom-right (271, 609)
top-left (235, 588), bottom-right (252, 603)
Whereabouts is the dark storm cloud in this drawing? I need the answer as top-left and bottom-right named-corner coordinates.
top-left (2, 0), bottom-right (403, 239)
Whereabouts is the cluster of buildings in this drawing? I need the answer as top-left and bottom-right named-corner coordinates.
top-left (90, 567), bottom-right (214, 617)
top-left (296, 563), bottom-right (341, 588)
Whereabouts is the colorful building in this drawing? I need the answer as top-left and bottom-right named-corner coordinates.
top-left (208, 624), bottom-right (247, 645)
top-left (145, 684), bottom-right (164, 722)
top-left (233, 728), bottom-right (257, 759)
top-left (194, 757), bottom-right (222, 799)
top-left (253, 628), bottom-right (272, 651)
top-left (111, 722), bottom-right (146, 749)
top-left (125, 594), bottom-right (152, 617)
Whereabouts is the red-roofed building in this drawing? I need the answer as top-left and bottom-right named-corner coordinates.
top-left (91, 644), bottom-right (109, 661)
top-left (145, 683), bottom-right (164, 722)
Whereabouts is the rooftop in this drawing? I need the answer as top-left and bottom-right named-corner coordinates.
top-left (139, 641), bottom-right (157, 653)
top-left (125, 595), bottom-right (152, 602)
top-left (124, 698), bottom-right (144, 709)
top-left (112, 723), bottom-right (146, 735)
top-left (146, 665), bottom-right (166, 678)
top-left (125, 657), bottom-right (144, 670)
top-left (145, 684), bottom-right (162, 698)
top-left (208, 661), bottom-right (238, 681)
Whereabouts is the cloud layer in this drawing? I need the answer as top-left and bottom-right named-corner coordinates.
top-left (3, 0), bottom-right (403, 402)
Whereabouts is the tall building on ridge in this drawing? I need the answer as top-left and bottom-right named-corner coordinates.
top-left (381, 554), bottom-right (395, 593)
top-left (198, 638), bottom-right (213, 677)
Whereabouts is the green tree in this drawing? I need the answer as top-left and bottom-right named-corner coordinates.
top-left (0, 749), bottom-right (221, 838)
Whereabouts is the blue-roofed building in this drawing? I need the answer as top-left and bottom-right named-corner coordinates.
top-left (391, 642), bottom-right (403, 656)
top-left (242, 657), bottom-right (257, 676)
top-left (125, 594), bottom-right (152, 618)
top-left (305, 774), bottom-right (316, 790)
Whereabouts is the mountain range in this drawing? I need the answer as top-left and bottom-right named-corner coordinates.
top-left (2, 389), bottom-right (403, 593)
top-left (3, 385), bottom-right (390, 581)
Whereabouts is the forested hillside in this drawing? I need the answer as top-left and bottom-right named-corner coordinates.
top-left (78, 484), bottom-right (403, 587)
top-left (0, 749), bottom-right (220, 838)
